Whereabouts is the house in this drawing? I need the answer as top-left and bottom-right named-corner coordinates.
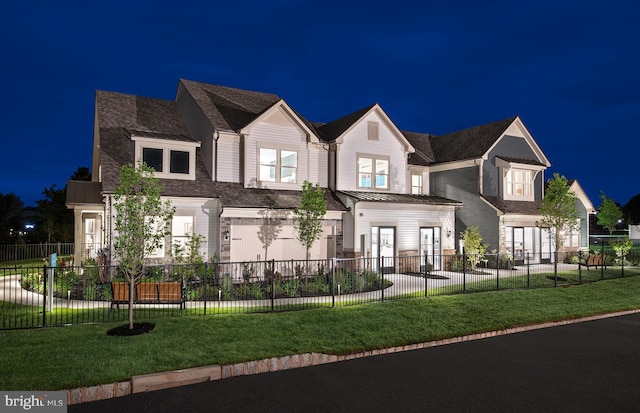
top-left (413, 117), bottom-right (594, 263)
top-left (66, 79), bottom-right (592, 269)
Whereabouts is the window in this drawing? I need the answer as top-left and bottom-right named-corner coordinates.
top-left (170, 151), bottom-right (189, 174)
top-left (133, 136), bottom-right (200, 180)
top-left (259, 148), bottom-right (297, 183)
top-left (143, 148), bottom-right (164, 172)
top-left (367, 121), bottom-right (379, 140)
top-left (506, 169), bottom-right (532, 198)
top-left (411, 174), bottom-right (422, 194)
top-left (358, 155), bottom-right (389, 189)
top-left (171, 216), bottom-right (194, 255)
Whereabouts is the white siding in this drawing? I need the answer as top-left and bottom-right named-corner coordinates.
top-left (348, 203), bottom-right (455, 253)
top-left (170, 198), bottom-right (219, 261)
top-left (336, 111), bottom-right (407, 192)
top-left (217, 133), bottom-right (241, 183)
top-left (244, 110), bottom-right (309, 190)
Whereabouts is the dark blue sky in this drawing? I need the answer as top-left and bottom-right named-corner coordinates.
top-left (1, 0), bottom-right (638, 208)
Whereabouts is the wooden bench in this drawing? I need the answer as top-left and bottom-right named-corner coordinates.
top-left (582, 254), bottom-right (607, 270)
top-left (111, 281), bottom-right (185, 312)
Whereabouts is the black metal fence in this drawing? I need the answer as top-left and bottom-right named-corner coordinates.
top-left (0, 243), bottom-right (74, 263)
top-left (1, 250), bottom-right (639, 329)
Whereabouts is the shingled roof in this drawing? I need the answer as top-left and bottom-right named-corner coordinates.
top-left (483, 196), bottom-right (543, 215)
top-left (211, 181), bottom-right (346, 211)
top-left (179, 79), bottom-right (282, 132)
top-left (95, 90), bottom-right (218, 198)
top-left (428, 116), bottom-right (518, 163)
top-left (315, 104), bottom-right (376, 142)
top-left (402, 130), bottom-right (436, 166)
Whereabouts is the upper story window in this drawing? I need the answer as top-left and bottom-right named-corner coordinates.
top-left (133, 136), bottom-right (200, 181)
top-left (367, 121), bottom-right (379, 141)
top-left (506, 169), bottom-right (532, 198)
top-left (411, 174), bottom-right (422, 194)
top-left (358, 154), bottom-right (389, 190)
top-left (259, 147), bottom-right (297, 183)
top-left (496, 157), bottom-right (544, 202)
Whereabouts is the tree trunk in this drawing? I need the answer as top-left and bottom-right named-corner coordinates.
top-left (128, 279), bottom-right (135, 330)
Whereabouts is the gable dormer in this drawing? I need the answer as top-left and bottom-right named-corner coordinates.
top-left (239, 100), bottom-right (325, 189)
top-left (321, 104), bottom-right (414, 193)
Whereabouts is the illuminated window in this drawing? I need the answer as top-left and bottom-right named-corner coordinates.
top-left (259, 148), bottom-right (297, 183)
top-left (358, 155), bottom-right (389, 189)
top-left (411, 174), bottom-right (422, 194)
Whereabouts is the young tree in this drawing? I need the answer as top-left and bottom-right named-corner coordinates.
top-left (292, 181), bottom-right (327, 275)
top-left (460, 225), bottom-right (487, 268)
top-left (257, 206), bottom-right (286, 261)
top-left (112, 161), bottom-right (175, 330)
top-left (597, 191), bottom-right (622, 236)
top-left (537, 173), bottom-right (579, 267)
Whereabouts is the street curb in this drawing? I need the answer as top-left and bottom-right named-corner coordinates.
top-left (67, 308), bottom-right (640, 405)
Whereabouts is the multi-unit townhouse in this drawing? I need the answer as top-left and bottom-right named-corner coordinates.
top-left (66, 79), bottom-right (593, 270)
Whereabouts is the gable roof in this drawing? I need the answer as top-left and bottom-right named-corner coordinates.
top-left (179, 79), bottom-right (282, 132)
top-left (428, 116), bottom-right (518, 163)
top-left (316, 103), bottom-right (414, 153)
top-left (315, 104), bottom-right (377, 142)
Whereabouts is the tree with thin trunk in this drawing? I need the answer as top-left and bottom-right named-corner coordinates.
top-left (537, 173), bottom-right (579, 271)
top-left (293, 181), bottom-right (327, 277)
top-left (112, 161), bottom-right (175, 330)
top-left (597, 191), bottom-right (622, 237)
top-left (257, 206), bottom-right (286, 261)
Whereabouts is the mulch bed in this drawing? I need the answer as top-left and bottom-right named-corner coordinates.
top-left (107, 322), bottom-right (155, 337)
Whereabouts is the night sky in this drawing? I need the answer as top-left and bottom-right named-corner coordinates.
top-left (1, 0), bottom-right (638, 208)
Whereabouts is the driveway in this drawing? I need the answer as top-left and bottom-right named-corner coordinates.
top-left (69, 312), bottom-right (640, 413)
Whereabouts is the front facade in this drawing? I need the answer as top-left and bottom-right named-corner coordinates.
top-left (67, 79), bottom-right (592, 269)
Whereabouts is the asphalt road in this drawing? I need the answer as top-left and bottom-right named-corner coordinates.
top-left (70, 313), bottom-right (640, 413)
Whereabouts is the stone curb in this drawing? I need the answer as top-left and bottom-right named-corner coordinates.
top-left (66, 308), bottom-right (640, 405)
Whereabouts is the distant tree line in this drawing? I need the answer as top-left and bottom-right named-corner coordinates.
top-left (0, 166), bottom-right (91, 244)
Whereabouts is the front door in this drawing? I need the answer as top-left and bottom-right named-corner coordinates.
top-left (420, 227), bottom-right (441, 271)
top-left (371, 226), bottom-right (395, 273)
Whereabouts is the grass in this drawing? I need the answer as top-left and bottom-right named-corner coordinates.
top-left (2, 275), bottom-right (640, 391)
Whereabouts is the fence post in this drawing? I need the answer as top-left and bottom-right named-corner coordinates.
top-left (331, 258), bottom-right (335, 308)
top-left (496, 252), bottom-right (500, 291)
top-left (42, 265), bottom-right (47, 328)
top-left (203, 261), bottom-right (208, 316)
top-left (380, 256), bottom-right (385, 303)
top-left (578, 251), bottom-right (582, 284)
top-left (600, 247), bottom-right (605, 281)
top-left (554, 251), bottom-right (558, 287)
top-left (463, 252), bottom-right (466, 293)
top-left (270, 259), bottom-right (275, 312)
top-left (424, 252), bottom-right (428, 298)
top-left (526, 252), bottom-right (531, 288)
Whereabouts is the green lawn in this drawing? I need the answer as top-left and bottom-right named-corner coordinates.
top-left (2, 275), bottom-right (640, 391)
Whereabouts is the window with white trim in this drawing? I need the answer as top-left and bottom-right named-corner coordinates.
top-left (171, 216), bottom-right (194, 255)
top-left (259, 148), bottom-right (297, 183)
top-left (358, 155), bottom-right (389, 189)
top-left (133, 136), bottom-right (199, 180)
top-left (506, 169), bottom-right (532, 199)
top-left (411, 174), bottom-right (422, 194)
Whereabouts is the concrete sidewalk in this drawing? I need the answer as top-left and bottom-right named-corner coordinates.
top-left (69, 309), bottom-right (640, 412)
